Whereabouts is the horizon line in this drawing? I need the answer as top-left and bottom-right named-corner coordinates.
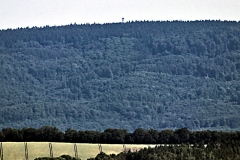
top-left (1, 19), bottom-right (240, 31)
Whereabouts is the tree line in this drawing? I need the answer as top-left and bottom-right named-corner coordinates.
top-left (0, 126), bottom-right (240, 144)
top-left (35, 154), bottom-right (80, 160)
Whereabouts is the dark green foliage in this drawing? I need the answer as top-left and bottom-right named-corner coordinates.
top-left (60, 155), bottom-right (81, 160)
top-left (1, 21), bottom-right (240, 131)
top-left (22, 127), bottom-right (37, 141)
top-left (1, 128), bottom-right (23, 141)
top-left (1, 126), bottom-right (240, 146)
top-left (89, 141), bottom-right (240, 160)
top-left (34, 155), bottom-right (80, 160)
top-left (88, 152), bottom-right (112, 160)
top-left (34, 158), bottom-right (64, 160)
top-left (36, 126), bottom-right (64, 142)
top-left (100, 128), bottom-right (127, 144)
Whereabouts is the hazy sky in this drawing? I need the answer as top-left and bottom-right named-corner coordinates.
top-left (1, 0), bottom-right (240, 29)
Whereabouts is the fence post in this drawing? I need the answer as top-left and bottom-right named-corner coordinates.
top-left (49, 143), bottom-right (53, 158)
top-left (24, 142), bottom-right (29, 160)
top-left (73, 143), bottom-right (78, 159)
top-left (0, 142), bottom-right (3, 160)
top-left (98, 144), bottom-right (102, 153)
top-left (123, 144), bottom-right (126, 152)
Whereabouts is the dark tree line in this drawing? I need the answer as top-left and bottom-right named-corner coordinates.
top-left (34, 154), bottom-right (80, 160)
top-left (0, 126), bottom-right (240, 145)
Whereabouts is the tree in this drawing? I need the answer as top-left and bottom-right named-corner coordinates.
top-left (64, 129), bottom-right (79, 142)
top-left (22, 127), bottom-right (37, 141)
top-left (37, 126), bottom-right (64, 142)
top-left (174, 127), bottom-right (191, 143)
top-left (132, 128), bottom-right (147, 144)
top-left (1, 128), bottom-right (23, 141)
top-left (146, 129), bottom-right (159, 144)
top-left (100, 128), bottom-right (127, 144)
top-left (159, 129), bottom-right (174, 144)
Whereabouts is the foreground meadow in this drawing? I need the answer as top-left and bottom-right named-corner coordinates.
top-left (1, 142), bottom-right (155, 160)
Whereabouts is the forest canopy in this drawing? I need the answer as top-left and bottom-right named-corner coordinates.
top-left (0, 20), bottom-right (240, 131)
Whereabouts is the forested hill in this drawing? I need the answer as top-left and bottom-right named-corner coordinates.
top-left (1, 20), bottom-right (240, 131)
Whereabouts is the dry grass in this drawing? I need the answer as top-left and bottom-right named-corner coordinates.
top-left (1, 142), bottom-right (155, 160)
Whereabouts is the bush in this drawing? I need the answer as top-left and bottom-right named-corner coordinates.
top-left (34, 155), bottom-right (81, 160)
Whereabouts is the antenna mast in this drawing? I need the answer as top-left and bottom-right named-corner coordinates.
top-left (122, 17), bottom-right (124, 23)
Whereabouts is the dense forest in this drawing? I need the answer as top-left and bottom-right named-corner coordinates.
top-left (1, 126), bottom-right (240, 145)
top-left (0, 20), bottom-right (240, 131)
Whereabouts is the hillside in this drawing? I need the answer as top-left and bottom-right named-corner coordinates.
top-left (0, 20), bottom-right (240, 131)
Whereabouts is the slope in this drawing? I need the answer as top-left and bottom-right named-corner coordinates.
top-left (0, 20), bottom-right (240, 131)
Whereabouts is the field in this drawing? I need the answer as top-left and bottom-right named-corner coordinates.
top-left (0, 142), bottom-right (155, 160)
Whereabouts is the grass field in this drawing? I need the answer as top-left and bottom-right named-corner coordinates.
top-left (0, 142), bottom-right (156, 160)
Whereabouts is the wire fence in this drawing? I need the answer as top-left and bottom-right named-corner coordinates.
top-left (0, 142), bottom-right (141, 159)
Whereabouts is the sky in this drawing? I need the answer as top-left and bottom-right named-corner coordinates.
top-left (0, 0), bottom-right (240, 30)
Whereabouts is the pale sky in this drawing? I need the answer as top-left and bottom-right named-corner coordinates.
top-left (0, 0), bottom-right (240, 29)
